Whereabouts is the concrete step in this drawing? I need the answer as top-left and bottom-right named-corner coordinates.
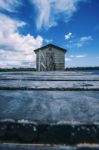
top-left (0, 91), bottom-right (99, 123)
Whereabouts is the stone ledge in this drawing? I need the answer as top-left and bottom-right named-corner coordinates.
top-left (0, 121), bottom-right (99, 145)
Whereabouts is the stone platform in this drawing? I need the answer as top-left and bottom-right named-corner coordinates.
top-left (0, 71), bottom-right (99, 144)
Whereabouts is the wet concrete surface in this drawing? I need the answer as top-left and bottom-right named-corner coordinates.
top-left (0, 71), bottom-right (99, 145)
top-left (0, 144), bottom-right (99, 150)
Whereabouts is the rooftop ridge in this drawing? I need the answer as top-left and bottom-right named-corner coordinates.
top-left (34, 43), bottom-right (67, 53)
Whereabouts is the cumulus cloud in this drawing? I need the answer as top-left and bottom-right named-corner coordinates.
top-left (65, 32), bottom-right (73, 40)
top-left (75, 36), bottom-right (93, 47)
top-left (31, 0), bottom-right (87, 30)
top-left (0, 14), bottom-right (43, 68)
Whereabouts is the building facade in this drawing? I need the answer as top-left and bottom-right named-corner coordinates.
top-left (34, 44), bottom-right (67, 71)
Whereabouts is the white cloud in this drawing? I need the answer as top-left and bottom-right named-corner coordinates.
top-left (75, 36), bottom-right (93, 47)
top-left (32, 0), bottom-right (52, 29)
top-left (44, 38), bottom-right (53, 44)
top-left (65, 57), bottom-right (72, 62)
top-left (65, 54), bottom-right (87, 66)
top-left (31, 0), bottom-right (87, 30)
top-left (0, 14), bottom-right (43, 68)
top-left (75, 55), bottom-right (87, 58)
top-left (80, 36), bottom-right (93, 42)
top-left (0, 0), bottom-right (21, 12)
top-left (70, 55), bottom-right (87, 58)
top-left (65, 32), bottom-right (73, 40)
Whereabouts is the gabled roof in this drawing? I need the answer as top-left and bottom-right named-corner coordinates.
top-left (34, 44), bottom-right (67, 53)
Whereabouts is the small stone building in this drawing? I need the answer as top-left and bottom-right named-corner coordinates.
top-left (34, 44), bottom-right (67, 71)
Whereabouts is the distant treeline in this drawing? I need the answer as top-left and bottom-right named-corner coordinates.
top-left (0, 68), bottom-right (36, 72)
top-left (65, 67), bottom-right (99, 71)
top-left (0, 67), bottom-right (99, 72)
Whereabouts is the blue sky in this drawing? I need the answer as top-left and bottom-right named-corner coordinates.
top-left (0, 0), bottom-right (99, 68)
